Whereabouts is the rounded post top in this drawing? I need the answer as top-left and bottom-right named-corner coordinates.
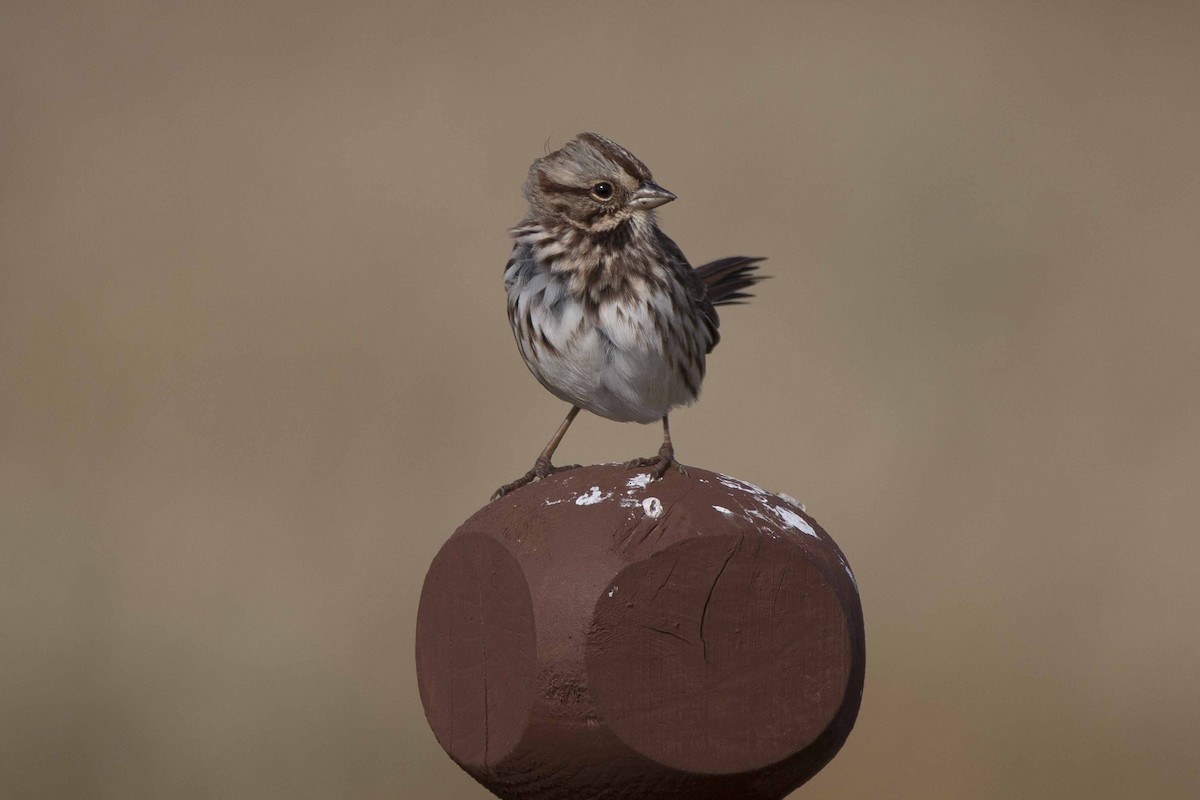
top-left (417, 464), bottom-right (864, 800)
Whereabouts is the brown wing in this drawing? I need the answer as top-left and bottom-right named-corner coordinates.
top-left (654, 230), bottom-right (766, 355)
top-left (653, 229), bottom-right (723, 354)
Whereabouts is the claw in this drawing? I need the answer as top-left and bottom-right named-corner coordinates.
top-left (491, 460), bottom-right (582, 501)
top-left (625, 445), bottom-right (686, 481)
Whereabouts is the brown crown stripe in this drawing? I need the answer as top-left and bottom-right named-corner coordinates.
top-left (577, 132), bottom-right (652, 182)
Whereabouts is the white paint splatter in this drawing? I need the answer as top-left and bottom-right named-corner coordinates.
top-left (713, 474), bottom-right (818, 539)
top-left (642, 497), bottom-right (663, 518)
top-left (575, 486), bottom-right (611, 505)
top-left (716, 474), bottom-right (771, 498)
top-left (618, 497), bottom-right (641, 508)
top-left (607, 585), bottom-right (618, 597)
top-left (625, 473), bottom-right (652, 490)
top-left (543, 498), bottom-right (566, 506)
top-left (771, 505), bottom-right (818, 538)
top-left (712, 505), bottom-right (734, 515)
top-left (746, 508), bottom-right (783, 538)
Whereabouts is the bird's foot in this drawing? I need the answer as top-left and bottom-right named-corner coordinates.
top-left (625, 446), bottom-right (688, 481)
top-left (491, 459), bottom-right (582, 501)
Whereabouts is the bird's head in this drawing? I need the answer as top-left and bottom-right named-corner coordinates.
top-left (523, 132), bottom-right (676, 234)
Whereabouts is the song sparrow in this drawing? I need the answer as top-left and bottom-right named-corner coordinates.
top-left (493, 133), bottom-right (765, 500)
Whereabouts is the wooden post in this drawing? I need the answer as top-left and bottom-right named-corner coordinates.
top-left (416, 464), bottom-right (864, 799)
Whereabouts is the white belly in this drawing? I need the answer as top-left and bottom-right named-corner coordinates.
top-left (506, 267), bottom-right (697, 424)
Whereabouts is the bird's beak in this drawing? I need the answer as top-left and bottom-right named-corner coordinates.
top-left (627, 181), bottom-right (677, 210)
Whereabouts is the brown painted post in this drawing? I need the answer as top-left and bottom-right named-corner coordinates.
top-left (416, 464), bottom-right (864, 800)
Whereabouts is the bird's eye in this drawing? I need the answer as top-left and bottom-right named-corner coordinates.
top-left (591, 182), bottom-right (614, 200)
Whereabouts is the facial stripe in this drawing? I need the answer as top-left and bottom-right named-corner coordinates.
top-left (537, 171), bottom-right (592, 197)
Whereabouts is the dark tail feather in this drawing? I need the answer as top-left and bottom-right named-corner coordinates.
top-left (695, 256), bottom-right (768, 306)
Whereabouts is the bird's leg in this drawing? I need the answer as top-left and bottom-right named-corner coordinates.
top-left (492, 406), bottom-right (583, 500)
top-left (626, 416), bottom-right (688, 480)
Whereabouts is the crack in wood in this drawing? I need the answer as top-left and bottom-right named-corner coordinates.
top-left (699, 536), bottom-right (742, 663)
top-left (642, 624), bottom-right (696, 647)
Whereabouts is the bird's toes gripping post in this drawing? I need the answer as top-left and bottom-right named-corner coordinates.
top-left (491, 460), bottom-right (582, 501)
top-left (625, 442), bottom-right (688, 481)
top-left (535, 458), bottom-right (582, 480)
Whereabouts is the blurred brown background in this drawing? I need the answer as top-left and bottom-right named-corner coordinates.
top-left (3, 1), bottom-right (1198, 798)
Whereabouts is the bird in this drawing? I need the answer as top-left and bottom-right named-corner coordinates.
top-left (493, 132), bottom-right (765, 500)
